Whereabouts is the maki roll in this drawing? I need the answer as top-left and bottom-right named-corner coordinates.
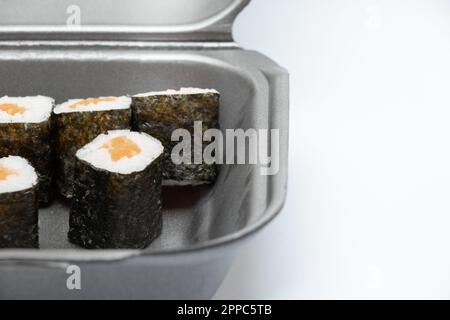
top-left (69, 130), bottom-right (164, 249)
top-left (0, 156), bottom-right (39, 248)
top-left (132, 88), bottom-right (220, 185)
top-left (0, 96), bottom-right (54, 204)
top-left (53, 96), bottom-right (132, 198)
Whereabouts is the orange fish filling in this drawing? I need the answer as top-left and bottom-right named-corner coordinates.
top-left (101, 136), bottom-right (142, 162)
top-left (69, 97), bottom-right (116, 109)
top-left (0, 103), bottom-right (26, 116)
top-left (0, 166), bottom-right (17, 181)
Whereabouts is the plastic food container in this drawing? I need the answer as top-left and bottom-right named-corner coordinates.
top-left (0, 0), bottom-right (289, 299)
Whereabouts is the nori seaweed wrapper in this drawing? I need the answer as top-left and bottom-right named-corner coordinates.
top-left (53, 109), bottom-right (131, 198)
top-left (0, 187), bottom-right (38, 248)
top-left (68, 154), bottom-right (163, 249)
top-left (132, 92), bottom-right (220, 184)
top-left (0, 121), bottom-right (53, 204)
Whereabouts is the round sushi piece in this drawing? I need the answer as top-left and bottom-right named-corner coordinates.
top-left (0, 156), bottom-right (39, 248)
top-left (132, 88), bottom-right (220, 185)
top-left (0, 96), bottom-right (54, 204)
top-left (69, 130), bottom-right (164, 249)
top-left (53, 96), bottom-right (132, 198)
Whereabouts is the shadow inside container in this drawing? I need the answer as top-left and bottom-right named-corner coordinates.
top-left (162, 185), bottom-right (212, 210)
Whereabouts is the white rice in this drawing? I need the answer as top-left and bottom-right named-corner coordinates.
top-left (133, 88), bottom-right (219, 97)
top-left (0, 96), bottom-right (54, 123)
top-left (0, 156), bottom-right (38, 194)
top-left (53, 96), bottom-right (131, 114)
top-left (76, 130), bottom-right (164, 175)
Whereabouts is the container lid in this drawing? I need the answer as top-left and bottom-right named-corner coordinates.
top-left (0, 0), bottom-right (250, 41)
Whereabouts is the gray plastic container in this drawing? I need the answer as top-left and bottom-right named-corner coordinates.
top-left (0, 0), bottom-right (289, 299)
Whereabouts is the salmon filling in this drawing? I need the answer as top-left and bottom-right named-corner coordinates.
top-left (101, 136), bottom-right (142, 162)
top-left (0, 166), bottom-right (17, 181)
top-left (69, 97), bottom-right (116, 109)
top-left (0, 103), bottom-right (26, 116)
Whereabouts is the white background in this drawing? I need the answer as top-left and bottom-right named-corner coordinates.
top-left (215, 0), bottom-right (450, 299)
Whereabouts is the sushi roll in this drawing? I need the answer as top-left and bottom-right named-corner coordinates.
top-left (0, 96), bottom-right (54, 204)
top-left (53, 96), bottom-right (132, 198)
top-left (69, 130), bottom-right (164, 249)
top-left (132, 88), bottom-right (220, 185)
top-left (0, 156), bottom-right (39, 248)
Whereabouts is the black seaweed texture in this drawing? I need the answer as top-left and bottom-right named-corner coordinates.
top-left (0, 121), bottom-right (53, 204)
top-left (68, 155), bottom-right (163, 249)
top-left (132, 93), bottom-right (220, 184)
top-left (0, 187), bottom-right (38, 248)
top-left (53, 109), bottom-right (132, 198)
